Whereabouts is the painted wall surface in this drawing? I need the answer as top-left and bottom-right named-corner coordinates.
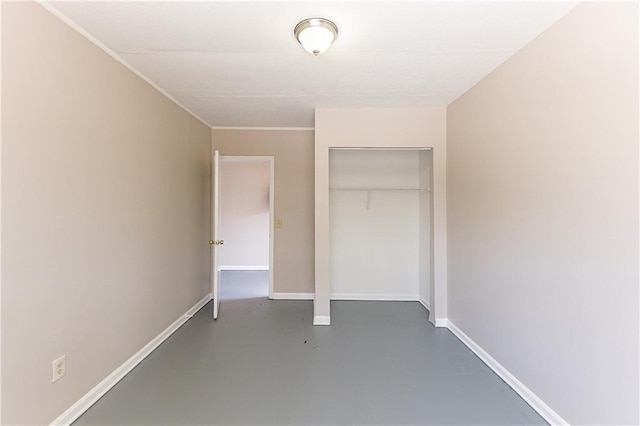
top-left (1, 3), bottom-right (211, 424)
top-left (211, 129), bottom-right (314, 294)
top-left (329, 150), bottom-right (423, 300)
top-left (418, 150), bottom-right (432, 307)
top-left (219, 161), bottom-right (270, 269)
top-left (315, 108), bottom-right (446, 325)
top-left (447, 3), bottom-right (639, 424)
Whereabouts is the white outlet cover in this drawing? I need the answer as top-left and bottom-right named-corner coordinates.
top-left (52, 355), bottom-right (66, 383)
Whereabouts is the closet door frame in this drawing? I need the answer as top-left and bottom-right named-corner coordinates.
top-left (327, 148), bottom-right (430, 303)
top-left (315, 143), bottom-right (446, 328)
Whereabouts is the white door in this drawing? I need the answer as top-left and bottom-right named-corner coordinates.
top-left (210, 150), bottom-right (223, 319)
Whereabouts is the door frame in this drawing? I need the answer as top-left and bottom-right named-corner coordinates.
top-left (211, 150), bottom-right (221, 319)
top-left (219, 156), bottom-right (275, 299)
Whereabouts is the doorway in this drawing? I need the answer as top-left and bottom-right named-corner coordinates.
top-left (217, 156), bottom-right (275, 306)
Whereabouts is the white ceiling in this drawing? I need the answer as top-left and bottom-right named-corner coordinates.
top-left (47, 1), bottom-right (578, 128)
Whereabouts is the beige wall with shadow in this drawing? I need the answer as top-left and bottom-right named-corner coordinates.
top-left (447, 3), bottom-right (639, 424)
top-left (2, 3), bottom-right (211, 424)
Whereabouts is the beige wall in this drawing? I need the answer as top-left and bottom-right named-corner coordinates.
top-left (314, 108), bottom-right (447, 325)
top-left (212, 129), bottom-right (315, 294)
top-left (447, 3), bottom-right (638, 424)
top-left (1, 3), bottom-right (211, 424)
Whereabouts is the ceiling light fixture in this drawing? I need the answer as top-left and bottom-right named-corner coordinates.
top-left (294, 18), bottom-right (338, 56)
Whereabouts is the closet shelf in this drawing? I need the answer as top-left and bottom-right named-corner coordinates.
top-left (329, 187), bottom-right (430, 191)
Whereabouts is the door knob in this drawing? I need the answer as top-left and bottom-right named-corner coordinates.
top-left (219, 240), bottom-right (224, 245)
top-left (209, 240), bottom-right (214, 245)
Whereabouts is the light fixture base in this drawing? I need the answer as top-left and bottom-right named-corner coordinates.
top-left (294, 17), bottom-right (338, 56)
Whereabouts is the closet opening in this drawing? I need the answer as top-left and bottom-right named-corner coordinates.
top-left (329, 148), bottom-right (433, 312)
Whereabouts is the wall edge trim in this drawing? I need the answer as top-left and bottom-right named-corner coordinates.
top-left (218, 265), bottom-right (269, 271)
top-left (211, 126), bottom-right (314, 131)
top-left (313, 315), bottom-right (331, 326)
top-left (36, 1), bottom-right (212, 129)
top-left (330, 293), bottom-right (419, 301)
top-left (49, 293), bottom-right (212, 426)
top-left (418, 296), bottom-right (431, 312)
top-left (447, 320), bottom-right (569, 425)
top-left (434, 318), bottom-right (448, 328)
top-left (271, 292), bottom-right (314, 300)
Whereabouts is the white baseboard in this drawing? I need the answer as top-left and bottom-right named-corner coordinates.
top-left (330, 293), bottom-right (419, 301)
top-left (271, 292), bottom-right (314, 300)
top-left (313, 315), bottom-right (331, 326)
top-left (50, 293), bottom-right (212, 426)
top-left (418, 299), bottom-right (450, 330)
top-left (434, 318), bottom-right (448, 328)
top-left (447, 321), bottom-right (568, 426)
top-left (418, 296), bottom-right (430, 311)
top-left (218, 265), bottom-right (268, 271)
top-left (184, 294), bottom-right (212, 318)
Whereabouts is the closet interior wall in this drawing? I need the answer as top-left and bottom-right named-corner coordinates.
top-left (329, 148), bottom-right (432, 304)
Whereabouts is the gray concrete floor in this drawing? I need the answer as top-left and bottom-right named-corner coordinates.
top-left (74, 271), bottom-right (546, 425)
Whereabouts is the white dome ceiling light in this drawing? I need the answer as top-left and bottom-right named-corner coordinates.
top-left (294, 18), bottom-right (338, 56)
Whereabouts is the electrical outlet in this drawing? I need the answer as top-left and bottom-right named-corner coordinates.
top-left (52, 355), bottom-right (66, 383)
